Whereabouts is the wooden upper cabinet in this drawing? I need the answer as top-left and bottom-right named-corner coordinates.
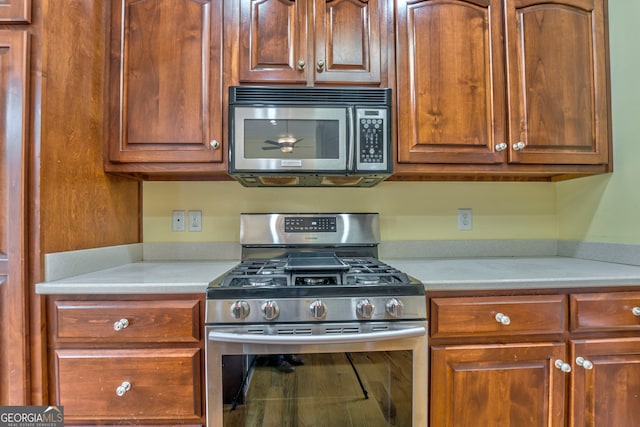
top-left (395, 0), bottom-right (610, 172)
top-left (396, 0), bottom-right (507, 164)
top-left (505, 0), bottom-right (609, 165)
top-left (108, 0), bottom-right (223, 165)
top-left (233, 0), bottom-right (385, 86)
top-left (0, 0), bottom-right (31, 23)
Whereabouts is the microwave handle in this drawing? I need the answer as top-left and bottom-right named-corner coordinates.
top-left (347, 107), bottom-right (355, 171)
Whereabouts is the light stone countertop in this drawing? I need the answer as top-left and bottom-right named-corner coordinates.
top-left (35, 256), bottom-right (640, 294)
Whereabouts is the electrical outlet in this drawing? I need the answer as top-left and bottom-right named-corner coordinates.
top-left (172, 210), bottom-right (186, 232)
top-left (458, 208), bottom-right (472, 231)
top-left (188, 210), bottom-right (202, 232)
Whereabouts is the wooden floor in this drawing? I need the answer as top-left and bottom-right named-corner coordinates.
top-left (223, 351), bottom-right (413, 427)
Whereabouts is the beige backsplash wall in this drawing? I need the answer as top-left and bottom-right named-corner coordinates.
top-left (143, 181), bottom-right (557, 243)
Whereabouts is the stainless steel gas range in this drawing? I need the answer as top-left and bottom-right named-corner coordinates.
top-left (205, 213), bottom-right (428, 427)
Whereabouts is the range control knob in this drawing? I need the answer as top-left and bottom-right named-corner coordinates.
top-left (356, 299), bottom-right (375, 319)
top-left (230, 301), bottom-right (250, 320)
top-left (309, 300), bottom-right (327, 319)
top-left (261, 300), bottom-right (280, 321)
top-left (385, 298), bottom-right (404, 318)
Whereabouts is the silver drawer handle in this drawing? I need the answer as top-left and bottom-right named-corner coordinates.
top-left (632, 307), bottom-right (640, 317)
top-left (512, 141), bottom-right (526, 150)
top-left (554, 359), bottom-right (572, 373)
top-left (576, 356), bottom-right (593, 370)
top-left (495, 142), bottom-right (508, 152)
top-left (116, 381), bottom-right (131, 397)
top-left (113, 318), bottom-right (129, 331)
top-left (210, 140), bottom-right (220, 150)
top-left (495, 312), bottom-right (511, 325)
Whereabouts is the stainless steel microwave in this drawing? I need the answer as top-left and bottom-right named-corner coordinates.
top-left (228, 86), bottom-right (392, 187)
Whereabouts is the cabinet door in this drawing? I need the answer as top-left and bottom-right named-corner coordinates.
top-left (109, 0), bottom-right (223, 163)
top-left (0, 0), bottom-right (30, 22)
top-left (313, 0), bottom-right (382, 84)
top-left (505, 0), bottom-right (610, 165)
top-left (571, 338), bottom-right (640, 427)
top-left (396, 0), bottom-right (507, 164)
top-left (238, 0), bottom-right (308, 84)
top-left (431, 342), bottom-right (567, 426)
top-left (0, 30), bottom-right (29, 404)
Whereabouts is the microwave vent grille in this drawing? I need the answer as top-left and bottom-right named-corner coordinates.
top-left (230, 86), bottom-right (391, 106)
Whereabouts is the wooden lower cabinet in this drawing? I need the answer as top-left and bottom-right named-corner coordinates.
top-left (429, 289), bottom-right (640, 427)
top-left (47, 294), bottom-right (205, 426)
top-left (431, 342), bottom-right (566, 426)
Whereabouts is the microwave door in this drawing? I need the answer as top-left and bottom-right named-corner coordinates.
top-left (231, 107), bottom-right (348, 173)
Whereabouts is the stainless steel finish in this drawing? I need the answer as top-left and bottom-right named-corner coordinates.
top-left (495, 312), bottom-right (511, 325)
top-left (210, 140), bottom-right (220, 149)
top-left (115, 381), bottom-right (131, 396)
top-left (386, 298), bottom-right (404, 317)
top-left (113, 318), bottom-right (129, 331)
top-left (261, 300), bottom-right (280, 320)
top-left (230, 301), bottom-right (250, 320)
top-left (576, 356), bottom-right (594, 370)
top-left (207, 295), bottom-right (426, 323)
top-left (240, 213), bottom-right (380, 246)
top-left (513, 141), bottom-right (526, 150)
top-left (495, 142), bottom-right (508, 151)
top-left (309, 300), bottom-right (327, 319)
top-left (347, 107), bottom-right (355, 172)
top-left (355, 107), bottom-right (389, 171)
top-left (356, 299), bottom-right (375, 319)
top-left (555, 359), bottom-right (572, 373)
top-left (205, 320), bottom-right (428, 427)
top-left (632, 306), bottom-right (640, 316)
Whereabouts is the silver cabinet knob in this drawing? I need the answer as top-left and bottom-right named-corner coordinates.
top-left (309, 300), bottom-right (327, 319)
top-left (576, 356), bottom-right (593, 370)
top-left (495, 143), bottom-right (508, 152)
top-left (385, 298), bottom-right (404, 318)
top-left (210, 140), bottom-right (220, 150)
top-left (554, 359), bottom-right (572, 373)
top-left (113, 318), bottom-right (129, 331)
top-left (116, 381), bottom-right (131, 396)
top-left (316, 59), bottom-right (325, 72)
top-left (297, 59), bottom-right (306, 70)
top-left (230, 301), bottom-right (250, 320)
top-left (512, 141), bottom-right (526, 150)
top-left (356, 299), bottom-right (375, 319)
top-left (261, 300), bottom-right (280, 321)
top-left (495, 312), bottom-right (511, 325)
top-left (632, 307), bottom-right (640, 317)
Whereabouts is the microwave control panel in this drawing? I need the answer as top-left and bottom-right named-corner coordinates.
top-left (355, 108), bottom-right (389, 171)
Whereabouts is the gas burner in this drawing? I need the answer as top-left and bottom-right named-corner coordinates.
top-left (248, 277), bottom-right (275, 287)
top-left (356, 275), bottom-right (381, 285)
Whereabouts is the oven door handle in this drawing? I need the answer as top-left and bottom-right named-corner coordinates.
top-left (208, 326), bottom-right (426, 345)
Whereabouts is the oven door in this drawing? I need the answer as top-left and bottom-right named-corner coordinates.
top-left (230, 106), bottom-right (350, 173)
top-left (205, 321), bottom-right (428, 427)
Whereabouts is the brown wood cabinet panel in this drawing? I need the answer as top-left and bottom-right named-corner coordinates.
top-left (54, 299), bottom-right (201, 342)
top-left (313, 0), bottom-right (381, 84)
top-left (108, 0), bottom-right (223, 164)
top-left (54, 348), bottom-right (202, 423)
top-left (431, 294), bottom-right (567, 339)
top-left (0, 29), bottom-right (29, 404)
top-left (571, 291), bottom-right (640, 333)
top-left (0, 0), bottom-right (30, 22)
top-left (505, 0), bottom-right (610, 165)
top-left (431, 342), bottom-right (567, 426)
top-left (571, 338), bottom-right (640, 427)
top-left (395, 0), bottom-right (507, 164)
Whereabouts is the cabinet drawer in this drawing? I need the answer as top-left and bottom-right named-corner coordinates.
top-left (54, 299), bottom-right (201, 342)
top-left (431, 295), bottom-right (566, 339)
top-left (571, 292), bottom-right (640, 332)
top-left (54, 348), bottom-right (202, 422)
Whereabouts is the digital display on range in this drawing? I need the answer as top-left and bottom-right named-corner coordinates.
top-left (284, 217), bottom-right (337, 232)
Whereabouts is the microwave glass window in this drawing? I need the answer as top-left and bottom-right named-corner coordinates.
top-left (244, 119), bottom-right (340, 159)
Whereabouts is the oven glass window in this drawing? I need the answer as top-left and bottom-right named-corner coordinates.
top-left (222, 351), bottom-right (412, 426)
top-left (243, 119), bottom-right (340, 159)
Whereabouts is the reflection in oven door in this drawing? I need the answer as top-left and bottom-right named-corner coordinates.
top-left (206, 323), bottom-right (428, 427)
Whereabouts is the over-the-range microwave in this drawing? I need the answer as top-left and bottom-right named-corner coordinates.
top-left (228, 86), bottom-right (392, 187)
